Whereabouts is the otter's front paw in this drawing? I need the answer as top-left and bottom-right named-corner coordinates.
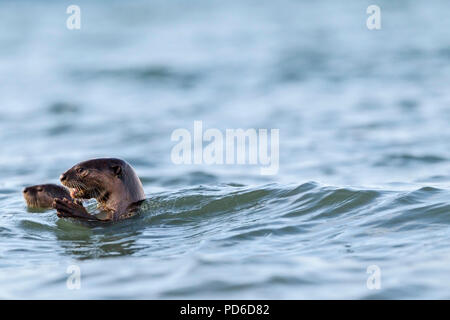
top-left (53, 198), bottom-right (95, 220)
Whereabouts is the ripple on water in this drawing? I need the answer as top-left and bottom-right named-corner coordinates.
top-left (1, 181), bottom-right (450, 298)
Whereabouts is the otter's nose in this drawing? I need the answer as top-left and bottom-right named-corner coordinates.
top-left (60, 174), bottom-right (67, 182)
top-left (23, 187), bottom-right (30, 194)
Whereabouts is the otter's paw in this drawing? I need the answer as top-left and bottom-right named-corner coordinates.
top-left (53, 198), bottom-right (96, 220)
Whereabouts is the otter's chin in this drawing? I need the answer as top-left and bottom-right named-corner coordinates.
top-left (69, 188), bottom-right (94, 199)
top-left (24, 199), bottom-right (36, 208)
top-left (70, 188), bottom-right (84, 199)
top-left (23, 195), bottom-right (35, 207)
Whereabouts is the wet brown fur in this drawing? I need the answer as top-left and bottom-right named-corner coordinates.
top-left (55, 158), bottom-right (145, 221)
top-left (23, 184), bottom-right (72, 209)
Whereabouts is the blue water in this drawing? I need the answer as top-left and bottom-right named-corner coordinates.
top-left (1, 0), bottom-right (450, 299)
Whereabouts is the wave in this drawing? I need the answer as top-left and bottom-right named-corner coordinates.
top-left (5, 182), bottom-right (448, 263)
top-left (2, 181), bottom-right (450, 298)
top-left (134, 182), bottom-right (450, 235)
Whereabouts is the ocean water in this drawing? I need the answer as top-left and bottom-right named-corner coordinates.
top-left (1, 0), bottom-right (450, 299)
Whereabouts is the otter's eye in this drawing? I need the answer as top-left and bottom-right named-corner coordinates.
top-left (76, 168), bottom-right (85, 174)
top-left (36, 187), bottom-right (43, 192)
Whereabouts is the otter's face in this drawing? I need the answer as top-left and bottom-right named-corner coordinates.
top-left (60, 159), bottom-right (124, 200)
top-left (23, 184), bottom-right (70, 209)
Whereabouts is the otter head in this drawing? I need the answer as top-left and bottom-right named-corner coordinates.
top-left (59, 158), bottom-right (145, 207)
top-left (23, 184), bottom-right (71, 209)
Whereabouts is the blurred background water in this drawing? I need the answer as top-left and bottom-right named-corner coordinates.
top-left (0, 0), bottom-right (450, 299)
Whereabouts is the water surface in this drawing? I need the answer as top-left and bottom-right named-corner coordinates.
top-left (0, 0), bottom-right (450, 299)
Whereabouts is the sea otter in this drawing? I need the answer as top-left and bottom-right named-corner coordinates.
top-left (53, 158), bottom-right (145, 222)
top-left (23, 184), bottom-right (73, 209)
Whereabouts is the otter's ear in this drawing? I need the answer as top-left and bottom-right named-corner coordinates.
top-left (111, 165), bottom-right (122, 177)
